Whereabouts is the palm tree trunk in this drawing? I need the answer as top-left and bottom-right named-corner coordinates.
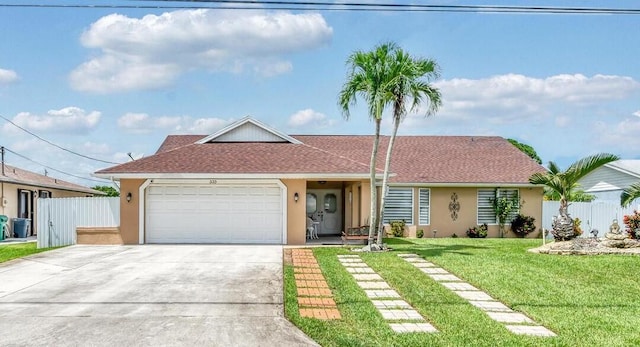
top-left (376, 117), bottom-right (400, 245)
top-left (368, 119), bottom-right (381, 247)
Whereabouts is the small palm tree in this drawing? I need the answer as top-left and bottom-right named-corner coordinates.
top-left (621, 182), bottom-right (640, 208)
top-left (529, 153), bottom-right (619, 240)
top-left (339, 42), bottom-right (397, 248)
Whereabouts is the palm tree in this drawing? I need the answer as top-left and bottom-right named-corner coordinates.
top-left (621, 182), bottom-right (640, 207)
top-left (339, 42), bottom-right (397, 249)
top-left (529, 153), bottom-right (619, 240)
top-left (376, 49), bottom-right (442, 245)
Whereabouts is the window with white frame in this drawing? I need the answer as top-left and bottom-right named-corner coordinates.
top-left (383, 187), bottom-right (413, 224)
top-left (419, 188), bottom-right (430, 225)
top-left (477, 189), bottom-right (519, 224)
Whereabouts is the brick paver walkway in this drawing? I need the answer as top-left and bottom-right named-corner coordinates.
top-left (338, 254), bottom-right (437, 333)
top-left (291, 249), bottom-right (341, 320)
top-left (398, 253), bottom-right (556, 337)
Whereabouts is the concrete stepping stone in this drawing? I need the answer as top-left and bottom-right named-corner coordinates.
top-left (486, 312), bottom-right (535, 324)
top-left (404, 257), bottom-right (429, 263)
top-left (453, 290), bottom-right (494, 301)
top-left (346, 267), bottom-right (375, 274)
top-left (357, 281), bottom-right (390, 289)
top-left (365, 289), bottom-right (401, 299)
top-left (468, 300), bottom-right (512, 312)
top-left (397, 253), bottom-right (419, 258)
top-left (390, 323), bottom-right (437, 333)
top-left (352, 274), bottom-right (383, 281)
top-left (427, 274), bottom-right (462, 282)
top-left (420, 268), bottom-right (449, 274)
top-left (341, 263), bottom-right (369, 268)
top-left (378, 309), bottom-right (424, 320)
top-left (505, 325), bottom-right (556, 337)
top-left (338, 258), bottom-right (364, 263)
top-left (441, 282), bottom-right (478, 291)
top-left (371, 300), bottom-right (411, 309)
top-left (413, 262), bottom-right (437, 268)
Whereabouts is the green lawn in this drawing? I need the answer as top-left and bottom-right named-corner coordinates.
top-left (284, 238), bottom-right (640, 347)
top-left (0, 242), bottom-right (56, 263)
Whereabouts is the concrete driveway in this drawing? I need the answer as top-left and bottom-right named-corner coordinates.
top-left (0, 245), bottom-right (319, 347)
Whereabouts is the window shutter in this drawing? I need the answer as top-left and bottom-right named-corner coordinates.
top-left (383, 187), bottom-right (413, 224)
top-left (419, 188), bottom-right (430, 225)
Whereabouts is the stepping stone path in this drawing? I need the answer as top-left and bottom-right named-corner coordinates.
top-left (397, 253), bottom-right (556, 337)
top-left (292, 249), bottom-right (341, 320)
top-left (337, 254), bottom-right (438, 334)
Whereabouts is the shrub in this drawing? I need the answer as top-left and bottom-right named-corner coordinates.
top-left (416, 229), bottom-right (424, 238)
top-left (623, 211), bottom-right (640, 239)
top-left (390, 220), bottom-right (406, 237)
top-left (573, 217), bottom-right (583, 236)
top-left (510, 214), bottom-right (536, 236)
top-left (466, 224), bottom-right (488, 238)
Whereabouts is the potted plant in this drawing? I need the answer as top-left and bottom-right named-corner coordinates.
top-left (510, 214), bottom-right (536, 237)
top-left (466, 223), bottom-right (488, 238)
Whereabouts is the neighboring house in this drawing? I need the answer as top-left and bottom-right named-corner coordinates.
top-left (0, 164), bottom-right (104, 236)
top-left (579, 160), bottom-right (640, 205)
top-left (94, 117), bottom-right (546, 245)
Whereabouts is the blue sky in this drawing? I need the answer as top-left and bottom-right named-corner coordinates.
top-left (1, 1), bottom-right (639, 187)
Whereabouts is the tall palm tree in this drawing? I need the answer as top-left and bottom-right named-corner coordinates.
top-left (620, 182), bottom-right (640, 207)
top-left (339, 42), bottom-right (397, 249)
top-left (529, 153), bottom-right (619, 240)
top-left (376, 49), bottom-right (442, 245)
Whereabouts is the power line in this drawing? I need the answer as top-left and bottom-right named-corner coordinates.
top-left (0, 1), bottom-right (638, 14)
top-left (0, 114), bottom-right (121, 165)
top-left (3, 147), bottom-right (112, 185)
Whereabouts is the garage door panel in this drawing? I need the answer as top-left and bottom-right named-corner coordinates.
top-left (146, 183), bottom-right (283, 244)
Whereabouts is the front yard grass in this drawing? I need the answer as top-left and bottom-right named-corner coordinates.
top-left (0, 242), bottom-right (56, 263)
top-left (284, 238), bottom-right (640, 347)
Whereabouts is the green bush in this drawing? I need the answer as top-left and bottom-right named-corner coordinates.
top-left (390, 220), bottom-right (406, 237)
top-left (510, 214), bottom-right (536, 236)
top-left (416, 229), bottom-right (424, 238)
top-left (466, 223), bottom-right (488, 238)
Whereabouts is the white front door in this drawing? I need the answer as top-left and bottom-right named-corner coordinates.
top-left (307, 189), bottom-right (342, 235)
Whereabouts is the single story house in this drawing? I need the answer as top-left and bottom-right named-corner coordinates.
top-left (578, 160), bottom-right (640, 205)
top-left (94, 117), bottom-right (547, 245)
top-left (1, 164), bottom-right (104, 236)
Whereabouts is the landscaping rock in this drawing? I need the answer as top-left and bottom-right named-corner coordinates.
top-left (530, 238), bottom-right (640, 255)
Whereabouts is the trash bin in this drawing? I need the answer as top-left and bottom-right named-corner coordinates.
top-left (13, 218), bottom-right (30, 238)
top-left (0, 215), bottom-right (7, 241)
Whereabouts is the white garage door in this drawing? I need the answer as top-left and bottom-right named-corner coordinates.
top-left (146, 182), bottom-right (284, 244)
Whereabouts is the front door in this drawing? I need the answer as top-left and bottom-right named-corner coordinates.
top-left (307, 189), bottom-right (342, 235)
top-left (17, 189), bottom-right (34, 235)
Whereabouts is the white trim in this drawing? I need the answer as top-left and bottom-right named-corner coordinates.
top-left (195, 116), bottom-right (302, 145)
top-left (95, 173), bottom-right (379, 180)
top-left (387, 182), bottom-right (536, 188)
top-left (138, 179), bottom-right (152, 245)
top-left (276, 180), bottom-right (287, 244)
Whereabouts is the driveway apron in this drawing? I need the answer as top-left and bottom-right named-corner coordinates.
top-left (0, 245), bottom-right (318, 346)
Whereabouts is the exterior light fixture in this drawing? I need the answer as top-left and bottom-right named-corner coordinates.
top-left (126, 192), bottom-right (132, 202)
top-left (294, 192), bottom-right (299, 202)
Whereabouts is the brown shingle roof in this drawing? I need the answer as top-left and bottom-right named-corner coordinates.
top-left (97, 134), bottom-right (546, 184)
top-left (1, 164), bottom-right (104, 195)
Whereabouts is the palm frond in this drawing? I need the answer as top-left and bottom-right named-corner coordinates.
top-left (621, 182), bottom-right (640, 207)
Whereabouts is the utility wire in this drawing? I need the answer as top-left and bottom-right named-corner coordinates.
top-left (3, 147), bottom-right (112, 185)
top-left (0, 114), bottom-right (121, 165)
top-left (0, 1), bottom-right (639, 14)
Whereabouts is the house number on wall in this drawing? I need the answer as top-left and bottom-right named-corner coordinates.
top-left (209, 179), bottom-right (217, 184)
top-left (449, 192), bottom-right (460, 221)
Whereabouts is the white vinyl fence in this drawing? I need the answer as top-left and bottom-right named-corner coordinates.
top-left (37, 197), bottom-right (119, 248)
top-left (542, 201), bottom-right (638, 238)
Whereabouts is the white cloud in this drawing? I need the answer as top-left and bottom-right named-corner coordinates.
top-left (288, 109), bottom-right (336, 128)
top-left (633, 110), bottom-right (640, 118)
top-left (403, 73), bottom-right (640, 130)
top-left (2, 107), bottom-right (101, 134)
top-left (70, 9), bottom-right (333, 93)
top-left (555, 116), bottom-right (571, 127)
top-left (0, 68), bottom-right (18, 84)
top-left (117, 112), bottom-right (230, 134)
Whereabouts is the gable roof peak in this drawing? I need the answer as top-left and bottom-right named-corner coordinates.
top-left (195, 116), bottom-right (302, 144)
